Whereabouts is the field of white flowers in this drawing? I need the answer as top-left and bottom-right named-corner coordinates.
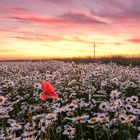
top-left (0, 61), bottom-right (140, 140)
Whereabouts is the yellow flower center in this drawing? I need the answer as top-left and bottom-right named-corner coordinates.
top-left (75, 116), bottom-right (86, 120)
top-left (102, 118), bottom-right (107, 122)
top-left (27, 138), bottom-right (33, 140)
top-left (90, 117), bottom-right (97, 122)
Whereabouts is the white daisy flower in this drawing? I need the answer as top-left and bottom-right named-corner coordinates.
top-left (0, 96), bottom-right (6, 105)
top-left (126, 97), bottom-right (131, 104)
top-left (110, 90), bottom-right (121, 98)
top-left (99, 102), bottom-right (109, 111)
top-left (125, 104), bottom-right (134, 113)
top-left (10, 122), bottom-right (22, 131)
top-left (131, 96), bottom-right (139, 103)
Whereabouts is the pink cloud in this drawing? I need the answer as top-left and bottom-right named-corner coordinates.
top-left (0, 0), bottom-right (140, 47)
top-left (0, 1), bottom-right (106, 26)
top-left (0, 28), bottom-right (30, 35)
top-left (0, 1), bottom-right (11, 9)
top-left (88, 0), bottom-right (140, 19)
top-left (10, 7), bottom-right (31, 15)
top-left (8, 11), bottom-right (106, 30)
top-left (60, 12), bottom-right (106, 24)
top-left (43, 0), bottom-right (70, 4)
top-left (14, 34), bottom-right (64, 42)
top-left (127, 39), bottom-right (140, 44)
top-left (0, 1), bottom-right (31, 14)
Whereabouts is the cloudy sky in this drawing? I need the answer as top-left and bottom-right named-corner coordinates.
top-left (0, 0), bottom-right (140, 59)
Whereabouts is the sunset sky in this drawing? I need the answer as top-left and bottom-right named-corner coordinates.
top-left (0, 0), bottom-right (140, 59)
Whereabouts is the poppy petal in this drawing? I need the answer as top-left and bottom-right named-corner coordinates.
top-left (40, 81), bottom-right (59, 101)
top-left (40, 92), bottom-right (58, 101)
top-left (40, 93), bottom-right (48, 101)
top-left (45, 91), bottom-right (58, 99)
top-left (42, 80), bottom-right (55, 93)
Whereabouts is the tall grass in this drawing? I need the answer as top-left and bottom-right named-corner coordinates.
top-left (55, 55), bottom-right (140, 66)
top-left (0, 55), bottom-right (140, 66)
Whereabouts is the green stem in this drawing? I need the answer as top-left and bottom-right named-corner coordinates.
top-left (60, 114), bottom-right (63, 140)
top-left (50, 126), bottom-right (57, 140)
top-left (2, 118), bottom-right (7, 136)
top-left (94, 128), bottom-right (97, 140)
top-left (128, 123), bottom-right (132, 140)
top-left (106, 131), bottom-right (110, 140)
top-left (79, 123), bottom-right (84, 139)
top-left (15, 104), bottom-right (20, 113)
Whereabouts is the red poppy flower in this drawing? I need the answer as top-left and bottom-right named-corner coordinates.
top-left (40, 80), bottom-right (58, 101)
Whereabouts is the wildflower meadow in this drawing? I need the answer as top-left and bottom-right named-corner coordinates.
top-left (0, 60), bottom-right (140, 140)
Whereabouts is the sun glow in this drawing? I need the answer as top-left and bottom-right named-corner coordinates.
top-left (0, 0), bottom-right (140, 59)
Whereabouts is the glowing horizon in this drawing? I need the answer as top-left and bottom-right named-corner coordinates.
top-left (0, 0), bottom-right (140, 59)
